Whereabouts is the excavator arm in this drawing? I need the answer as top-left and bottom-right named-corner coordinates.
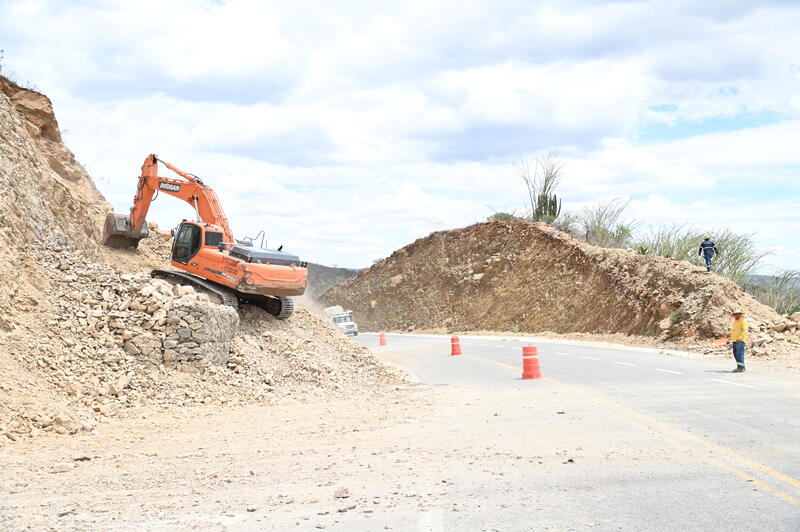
top-left (102, 154), bottom-right (234, 248)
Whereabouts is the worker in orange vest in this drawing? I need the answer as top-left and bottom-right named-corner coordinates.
top-left (727, 309), bottom-right (748, 373)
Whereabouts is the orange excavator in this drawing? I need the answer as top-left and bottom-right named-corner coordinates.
top-left (102, 154), bottom-right (307, 319)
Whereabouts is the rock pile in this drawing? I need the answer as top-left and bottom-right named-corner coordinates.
top-left (752, 313), bottom-right (800, 354)
top-left (0, 246), bottom-right (402, 443)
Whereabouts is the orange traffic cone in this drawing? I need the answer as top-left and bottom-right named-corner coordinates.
top-left (379, 333), bottom-right (387, 346)
top-left (451, 335), bottom-right (462, 356)
top-left (522, 345), bottom-right (541, 379)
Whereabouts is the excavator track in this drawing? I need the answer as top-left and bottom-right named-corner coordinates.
top-left (150, 269), bottom-right (294, 320)
top-left (152, 269), bottom-right (239, 307)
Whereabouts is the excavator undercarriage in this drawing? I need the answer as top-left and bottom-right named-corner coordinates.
top-left (151, 269), bottom-right (295, 319)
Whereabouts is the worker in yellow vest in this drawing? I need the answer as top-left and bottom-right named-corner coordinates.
top-left (727, 309), bottom-right (748, 373)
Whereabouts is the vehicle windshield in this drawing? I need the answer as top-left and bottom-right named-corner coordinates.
top-left (333, 316), bottom-right (352, 324)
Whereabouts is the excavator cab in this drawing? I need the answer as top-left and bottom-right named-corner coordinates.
top-left (171, 222), bottom-right (202, 264)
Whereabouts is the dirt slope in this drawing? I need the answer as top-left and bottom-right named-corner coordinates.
top-left (0, 76), bottom-right (402, 444)
top-left (323, 220), bottom-right (783, 340)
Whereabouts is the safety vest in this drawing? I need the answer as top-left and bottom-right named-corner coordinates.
top-left (729, 317), bottom-right (748, 343)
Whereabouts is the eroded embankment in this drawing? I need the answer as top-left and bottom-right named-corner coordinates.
top-left (323, 220), bottom-right (782, 340)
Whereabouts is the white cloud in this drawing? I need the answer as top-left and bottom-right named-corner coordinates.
top-left (1, 0), bottom-right (799, 270)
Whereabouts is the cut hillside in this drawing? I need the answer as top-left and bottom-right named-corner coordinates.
top-left (0, 77), bottom-right (111, 329)
top-left (0, 76), bottom-right (402, 444)
top-left (324, 220), bottom-right (797, 352)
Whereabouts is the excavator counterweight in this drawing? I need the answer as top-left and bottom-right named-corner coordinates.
top-left (102, 154), bottom-right (307, 319)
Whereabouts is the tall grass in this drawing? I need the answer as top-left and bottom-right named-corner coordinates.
top-left (634, 225), bottom-right (770, 284)
top-left (742, 270), bottom-right (800, 315)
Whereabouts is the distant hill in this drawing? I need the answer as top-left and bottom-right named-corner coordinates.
top-left (306, 263), bottom-right (360, 299)
top-left (744, 275), bottom-right (800, 290)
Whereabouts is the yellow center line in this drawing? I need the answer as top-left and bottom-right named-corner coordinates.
top-left (461, 352), bottom-right (800, 508)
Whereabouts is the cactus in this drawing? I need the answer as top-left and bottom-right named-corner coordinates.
top-left (533, 193), bottom-right (561, 222)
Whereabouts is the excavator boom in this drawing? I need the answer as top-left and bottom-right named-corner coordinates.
top-left (102, 154), bottom-right (233, 247)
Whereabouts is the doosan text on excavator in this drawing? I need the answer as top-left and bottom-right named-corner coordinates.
top-left (102, 154), bottom-right (308, 319)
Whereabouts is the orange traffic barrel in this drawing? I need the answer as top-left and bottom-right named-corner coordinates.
top-left (379, 333), bottom-right (387, 346)
top-left (451, 335), bottom-right (462, 356)
top-left (522, 345), bottom-right (541, 379)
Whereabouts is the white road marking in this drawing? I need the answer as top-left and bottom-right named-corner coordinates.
top-left (581, 355), bottom-right (600, 360)
top-left (709, 378), bottom-right (755, 389)
top-left (613, 361), bottom-right (637, 366)
top-left (655, 368), bottom-right (683, 375)
top-left (555, 352), bottom-right (571, 356)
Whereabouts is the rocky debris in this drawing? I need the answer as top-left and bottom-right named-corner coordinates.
top-left (50, 463), bottom-right (75, 474)
top-left (97, 221), bottom-right (173, 275)
top-left (0, 245), bottom-right (403, 443)
top-left (686, 310), bottom-right (800, 360)
top-left (324, 220), bottom-right (783, 342)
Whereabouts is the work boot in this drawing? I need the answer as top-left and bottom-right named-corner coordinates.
top-left (732, 367), bottom-right (745, 373)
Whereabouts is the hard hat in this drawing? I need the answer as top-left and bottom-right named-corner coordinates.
top-left (732, 308), bottom-right (744, 314)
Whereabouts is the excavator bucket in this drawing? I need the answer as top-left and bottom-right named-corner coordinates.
top-left (101, 213), bottom-right (149, 248)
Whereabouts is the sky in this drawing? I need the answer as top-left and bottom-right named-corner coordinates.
top-left (1, 0), bottom-right (798, 270)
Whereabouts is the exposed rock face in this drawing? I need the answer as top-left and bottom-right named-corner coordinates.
top-left (0, 75), bottom-right (112, 328)
top-left (323, 220), bottom-right (782, 339)
top-left (0, 76), bottom-right (110, 254)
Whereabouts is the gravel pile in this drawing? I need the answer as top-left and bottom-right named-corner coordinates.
top-left (0, 247), bottom-right (402, 443)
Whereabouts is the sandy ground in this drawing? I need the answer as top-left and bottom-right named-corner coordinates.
top-left (4, 370), bottom-right (799, 531)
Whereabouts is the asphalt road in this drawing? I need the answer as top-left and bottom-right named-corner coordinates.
top-left (358, 332), bottom-right (800, 531)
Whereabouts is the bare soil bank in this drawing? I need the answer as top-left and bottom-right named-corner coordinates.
top-left (324, 220), bottom-right (782, 340)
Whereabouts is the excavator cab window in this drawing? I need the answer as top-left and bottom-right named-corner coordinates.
top-left (204, 231), bottom-right (223, 248)
top-left (172, 223), bottom-right (202, 264)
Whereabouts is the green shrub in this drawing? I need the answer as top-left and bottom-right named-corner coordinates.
top-left (579, 199), bottom-right (638, 248)
top-left (487, 211), bottom-right (518, 222)
top-left (669, 306), bottom-right (687, 326)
